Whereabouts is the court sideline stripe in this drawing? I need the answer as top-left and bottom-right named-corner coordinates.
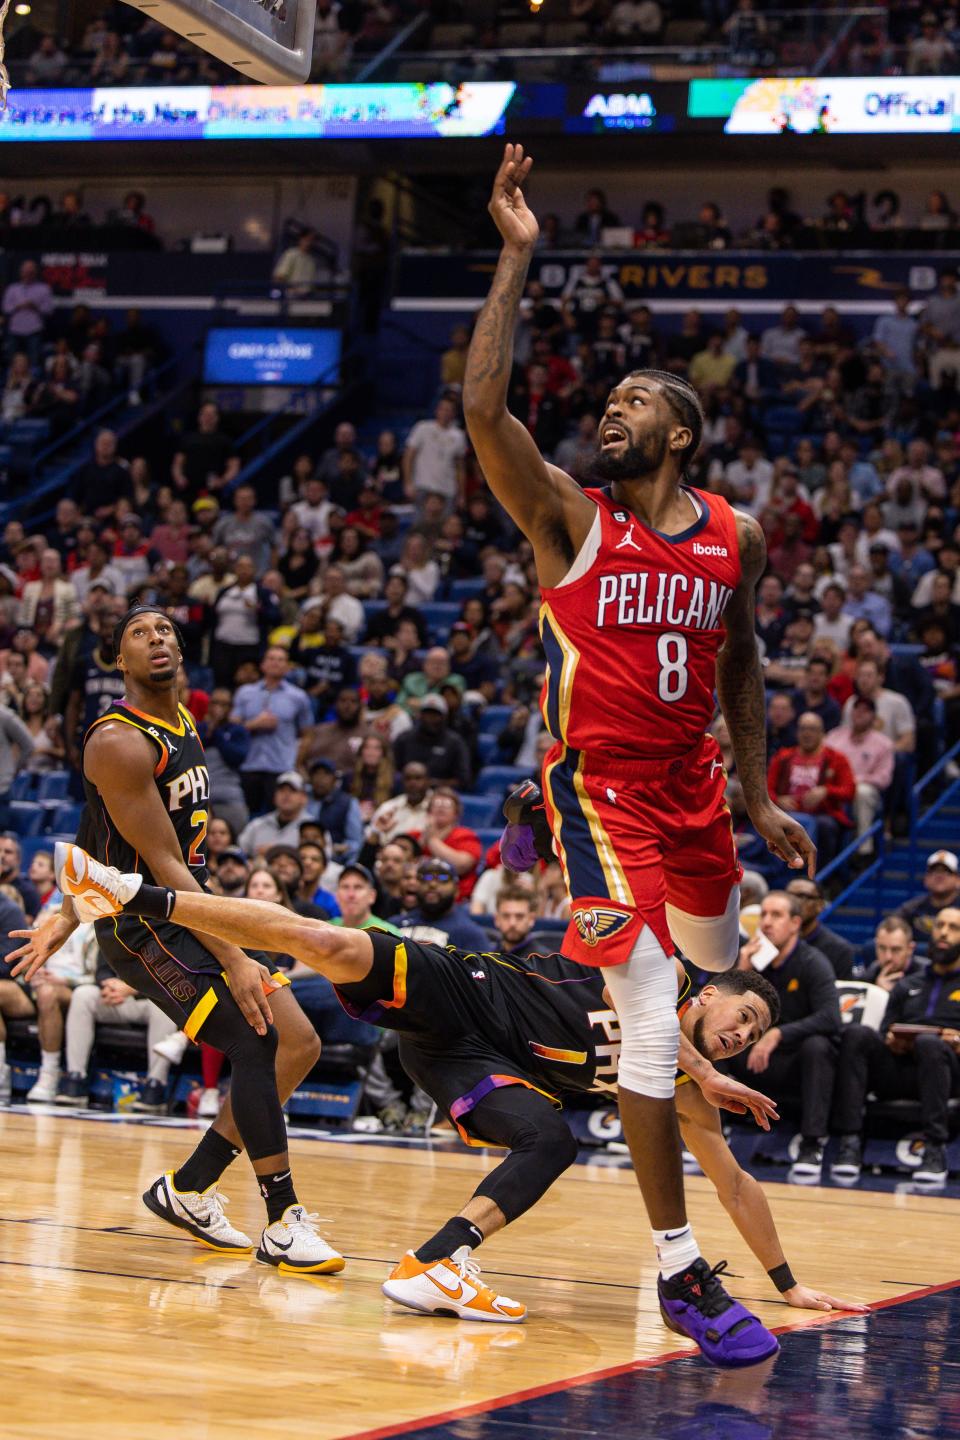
top-left (336, 1276), bottom-right (960, 1440)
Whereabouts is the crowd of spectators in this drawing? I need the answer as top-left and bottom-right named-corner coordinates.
top-left (0, 184), bottom-right (957, 1153)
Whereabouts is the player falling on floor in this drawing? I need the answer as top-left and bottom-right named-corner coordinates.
top-left (461, 144), bottom-right (817, 1365)
top-left (6, 607), bottom-right (341, 1274)
top-left (48, 845), bottom-right (866, 1342)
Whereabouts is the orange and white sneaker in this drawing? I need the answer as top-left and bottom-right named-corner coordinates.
top-left (382, 1247), bottom-right (526, 1323)
top-left (55, 841), bottom-right (143, 922)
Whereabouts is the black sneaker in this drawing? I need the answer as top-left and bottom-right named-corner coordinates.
top-left (914, 1142), bottom-right (948, 1183)
top-left (131, 1079), bottom-right (167, 1114)
top-left (54, 1072), bottom-right (89, 1109)
top-left (792, 1138), bottom-right (824, 1177)
top-left (831, 1135), bottom-right (862, 1180)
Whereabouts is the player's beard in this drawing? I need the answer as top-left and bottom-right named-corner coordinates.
top-left (145, 660), bottom-right (177, 687)
top-left (691, 1013), bottom-right (710, 1058)
top-left (585, 431), bottom-right (669, 484)
top-left (929, 939), bottom-right (960, 969)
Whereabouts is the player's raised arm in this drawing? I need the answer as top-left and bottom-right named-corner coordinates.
top-left (463, 143), bottom-right (594, 577)
top-left (676, 1081), bottom-right (866, 1313)
top-left (716, 513), bottom-right (817, 877)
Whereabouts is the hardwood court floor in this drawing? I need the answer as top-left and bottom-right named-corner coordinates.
top-left (1, 1109), bottom-right (957, 1440)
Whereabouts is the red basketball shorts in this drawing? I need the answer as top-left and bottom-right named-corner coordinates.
top-left (541, 733), bottom-right (742, 968)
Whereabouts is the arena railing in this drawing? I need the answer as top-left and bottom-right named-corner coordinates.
top-left (907, 737), bottom-right (960, 889)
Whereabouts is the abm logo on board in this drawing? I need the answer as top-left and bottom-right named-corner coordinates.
top-left (583, 91), bottom-right (658, 129)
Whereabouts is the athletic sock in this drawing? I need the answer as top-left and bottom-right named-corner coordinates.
top-left (652, 1224), bottom-right (702, 1280)
top-left (173, 1128), bottom-right (241, 1194)
top-left (415, 1216), bottom-right (485, 1264)
top-left (0, 1041), bottom-right (6, 1068)
top-left (259, 1168), bottom-right (298, 1223)
top-left (40, 1051), bottom-right (61, 1076)
top-left (123, 884), bottom-right (175, 921)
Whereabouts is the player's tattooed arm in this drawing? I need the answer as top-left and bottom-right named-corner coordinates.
top-left (464, 143), bottom-right (594, 579)
top-left (716, 513), bottom-right (817, 877)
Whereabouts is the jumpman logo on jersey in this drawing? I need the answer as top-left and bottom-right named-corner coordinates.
top-left (615, 525), bottom-right (642, 553)
top-left (709, 758), bottom-right (724, 779)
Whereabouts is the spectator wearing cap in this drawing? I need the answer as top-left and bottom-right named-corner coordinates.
top-left (287, 863), bottom-right (401, 1051)
top-left (212, 844), bottom-right (251, 896)
top-left (394, 855), bottom-right (490, 950)
top-left (263, 845), bottom-right (331, 919)
top-left (305, 758), bottom-right (363, 865)
top-left (232, 645), bottom-right (312, 816)
top-left (842, 658), bottom-right (916, 756)
top-left (419, 787), bottom-right (482, 902)
top-left (196, 688), bottom-right (249, 836)
top-left (299, 687), bottom-right (367, 774)
top-left (767, 711), bottom-right (855, 866)
top-left (826, 696), bottom-right (895, 848)
top-left (238, 771), bottom-right (311, 855)
top-left (897, 850), bottom-right (960, 948)
top-left (365, 760), bottom-right (431, 848)
top-left (842, 564), bottom-right (892, 639)
top-left (785, 878), bottom-right (855, 980)
top-left (363, 570), bottom-right (427, 648)
top-left (393, 693), bottom-right (472, 791)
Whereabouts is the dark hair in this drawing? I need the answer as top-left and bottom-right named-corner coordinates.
top-left (112, 605), bottom-right (185, 661)
top-left (626, 369), bottom-right (704, 461)
top-left (710, 967), bottom-right (780, 1027)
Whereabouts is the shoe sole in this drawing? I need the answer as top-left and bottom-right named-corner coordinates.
top-left (130, 1105), bottom-right (165, 1114)
top-left (790, 1163), bottom-right (823, 1177)
top-left (54, 1099), bottom-right (89, 1108)
top-left (830, 1165), bottom-right (861, 1179)
top-left (141, 1182), bottom-right (253, 1255)
top-left (659, 1303), bottom-right (780, 1368)
top-left (382, 1280), bottom-right (525, 1323)
top-left (255, 1245), bottom-right (346, 1275)
top-left (913, 1171), bottom-right (947, 1184)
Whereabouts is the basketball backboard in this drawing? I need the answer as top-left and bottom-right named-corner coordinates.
top-left (120, 0), bottom-right (317, 83)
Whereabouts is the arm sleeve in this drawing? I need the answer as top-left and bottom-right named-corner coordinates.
top-left (777, 951), bottom-right (841, 1045)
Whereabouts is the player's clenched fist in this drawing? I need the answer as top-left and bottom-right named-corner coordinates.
top-left (488, 142), bottom-right (539, 251)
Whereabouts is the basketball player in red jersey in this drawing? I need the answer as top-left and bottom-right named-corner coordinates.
top-left (463, 144), bottom-right (817, 1367)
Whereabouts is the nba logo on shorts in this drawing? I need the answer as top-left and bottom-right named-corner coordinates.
top-left (573, 905), bottom-right (632, 948)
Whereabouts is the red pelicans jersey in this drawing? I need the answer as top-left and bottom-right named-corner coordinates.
top-left (539, 486), bottom-right (742, 761)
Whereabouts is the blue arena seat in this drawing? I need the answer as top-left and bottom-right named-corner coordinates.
top-left (477, 705), bottom-right (514, 736)
top-left (475, 765), bottom-right (528, 796)
top-left (19, 835), bottom-right (56, 869)
top-left (459, 794), bottom-right (500, 829)
top-left (35, 772), bottom-right (70, 803)
top-left (7, 773), bottom-right (37, 802)
top-left (7, 801), bottom-right (45, 837)
top-left (49, 802), bottom-right (83, 835)
top-left (421, 602), bottom-right (461, 640)
top-left (448, 578), bottom-right (484, 601)
top-left (477, 733), bottom-right (499, 765)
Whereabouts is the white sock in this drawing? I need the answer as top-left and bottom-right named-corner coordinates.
top-left (0, 1041), bottom-right (6, 1068)
top-left (40, 1051), bottom-right (61, 1076)
top-left (653, 1224), bottom-right (702, 1280)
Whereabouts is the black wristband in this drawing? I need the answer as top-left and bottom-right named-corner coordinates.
top-left (768, 1262), bottom-right (796, 1293)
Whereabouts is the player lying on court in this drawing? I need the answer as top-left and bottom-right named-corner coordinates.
top-left (49, 841), bottom-right (865, 1359)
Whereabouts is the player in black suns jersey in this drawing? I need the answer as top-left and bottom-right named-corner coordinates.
top-left (7, 606), bottom-right (341, 1274)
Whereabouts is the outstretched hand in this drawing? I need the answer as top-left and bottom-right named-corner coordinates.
top-left (751, 802), bottom-right (818, 877)
top-left (783, 1283), bottom-right (869, 1313)
top-left (488, 142), bottom-right (539, 251)
top-left (698, 1068), bottom-right (779, 1131)
top-left (8, 912), bottom-right (75, 984)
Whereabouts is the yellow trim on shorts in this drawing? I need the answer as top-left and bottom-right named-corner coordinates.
top-left (184, 987), bottom-right (219, 1041)
top-left (571, 749), bottom-right (634, 908)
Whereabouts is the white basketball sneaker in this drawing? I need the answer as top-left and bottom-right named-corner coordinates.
top-left (256, 1205), bottom-right (345, 1275)
top-left (382, 1247), bottom-right (527, 1323)
top-left (55, 841), bottom-right (143, 923)
top-left (142, 1171), bottom-right (253, 1254)
top-left (153, 1031), bottom-right (190, 1066)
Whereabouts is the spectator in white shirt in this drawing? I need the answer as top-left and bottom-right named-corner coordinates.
top-left (812, 580), bottom-right (853, 650)
top-left (289, 475), bottom-right (334, 548)
top-left (887, 439), bottom-right (947, 504)
top-left (2, 259), bottom-right (53, 366)
top-left (402, 397), bottom-right (467, 516)
top-left (319, 566), bottom-right (364, 643)
top-left (760, 305), bottom-right (805, 367)
top-left (842, 658), bottom-right (916, 754)
top-left (272, 230), bottom-right (322, 295)
top-left (722, 437), bottom-right (774, 512)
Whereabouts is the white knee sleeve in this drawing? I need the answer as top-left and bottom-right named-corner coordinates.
top-left (665, 884), bottom-right (741, 973)
top-left (602, 926), bottom-right (679, 1100)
